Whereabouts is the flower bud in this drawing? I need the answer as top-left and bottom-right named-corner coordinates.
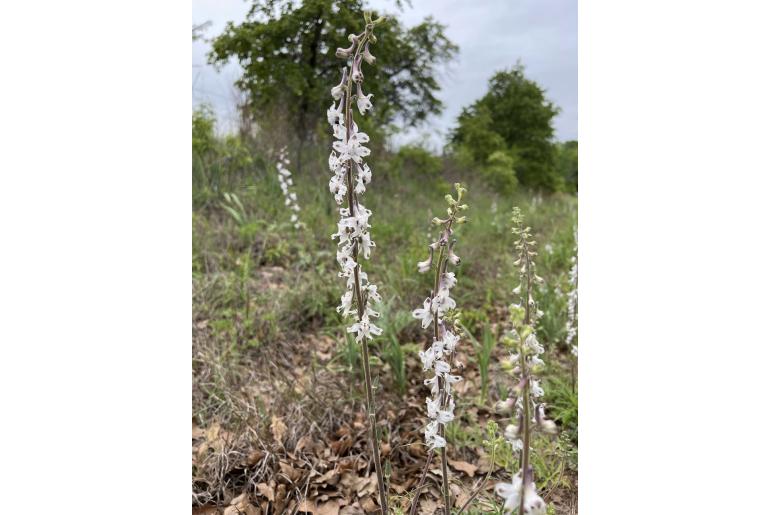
top-left (362, 42), bottom-right (376, 65)
top-left (535, 404), bottom-right (558, 434)
top-left (495, 397), bottom-right (516, 414)
top-left (431, 217), bottom-right (443, 225)
top-left (455, 216), bottom-right (467, 224)
top-left (330, 68), bottom-right (348, 100)
top-left (417, 245), bottom-right (434, 273)
top-left (351, 55), bottom-right (364, 82)
top-left (500, 355), bottom-right (516, 371)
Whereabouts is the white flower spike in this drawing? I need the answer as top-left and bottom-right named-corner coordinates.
top-left (326, 15), bottom-right (388, 513)
top-left (411, 182), bottom-right (469, 513)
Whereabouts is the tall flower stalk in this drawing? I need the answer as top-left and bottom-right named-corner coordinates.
top-left (566, 234), bottom-right (578, 357)
top-left (327, 12), bottom-right (388, 513)
top-left (411, 184), bottom-right (468, 515)
top-left (494, 208), bottom-right (556, 515)
top-left (276, 146), bottom-right (303, 229)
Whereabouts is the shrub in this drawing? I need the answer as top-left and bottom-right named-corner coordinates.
top-left (391, 144), bottom-right (442, 179)
top-left (483, 150), bottom-right (519, 195)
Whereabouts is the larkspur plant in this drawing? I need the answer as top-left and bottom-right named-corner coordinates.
top-left (411, 183), bottom-right (468, 515)
top-left (566, 236), bottom-right (578, 357)
top-left (494, 207), bottom-right (557, 515)
top-left (276, 147), bottom-right (303, 229)
top-left (327, 12), bottom-right (389, 513)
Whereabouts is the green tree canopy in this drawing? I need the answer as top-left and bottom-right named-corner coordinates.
top-left (451, 64), bottom-right (565, 191)
top-left (556, 140), bottom-right (578, 192)
top-left (208, 0), bottom-right (457, 151)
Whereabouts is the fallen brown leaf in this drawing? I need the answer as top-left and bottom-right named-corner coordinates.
top-left (359, 496), bottom-right (377, 513)
top-left (419, 497), bottom-right (439, 515)
top-left (271, 416), bottom-right (288, 444)
top-left (448, 459), bottom-right (478, 477)
top-left (256, 482), bottom-right (275, 502)
top-left (246, 449), bottom-right (265, 466)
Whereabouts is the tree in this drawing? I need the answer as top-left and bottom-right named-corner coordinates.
top-left (450, 64), bottom-right (564, 191)
top-left (208, 0), bottom-right (457, 168)
top-left (556, 140), bottom-right (578, 192)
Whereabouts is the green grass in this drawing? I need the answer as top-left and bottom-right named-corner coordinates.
top-left (192, 146), bottom-right (578, 510)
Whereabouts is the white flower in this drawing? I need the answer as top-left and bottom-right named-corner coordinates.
top-left (442, 374), bottom-right (462, 396)
top-left (337, 290), bottom-right (354, 316)
top-left (535, 404), bottom-right (558, 434)
top-left (412, 297), bottom-right (433, 329)
top-left (424, 420), bottom-right (446, 450)
top-left (447, 240), bottom-right (461, 265)
top-left (429, 434), bottom-right (447, 449)
top-left (360, 231), bottom-right (375, 259)
top-left (419, 346), bottom-right (436, 371)
top-left (434, 360), bottom-right (450, 375)
top-left (525, 333), bottom-right (544, 354)
top-left (441, 272), bottom-right (457, 289)
top-left (436, 406), bottom-right (454, 424)
top-left (495, 397), bottom-right (515, 414)
top-left (328, 151), bottom-right (340, 172)
top-left (442, 330), bottom-right (459, 353)
top-left (330, 67), bottom-right (347, 99)
top-left (426, 397), bottom-right (440, 418)
top-left (495, 473), bottom-right (523, 513)
top-left (328, 174), bottom-right (348, 205)
top-left (366, 284), bottom-right (382, 303)
top-left (357, 163), bottom-right (372, 184)
top-left (495, 472), bottom-right (546, 515)
top-left (327, 99), bottom-right (343, 126)
top-left (347, 315), bottom-right (382, 343)
top-left (431, 288), bottom-right (456, 316)
top-left (333, 129), bottom-right (371, 164)
top-left (417, 258), bottom-right (432, 273)
top-left (356, 82), bottom-right (373, 115)
top-left (530, 379), bottom-right (544, 399)
top-left (504, 423), bottom-right (520, 442)
top-left (424, 374), bottom-right (439, 396)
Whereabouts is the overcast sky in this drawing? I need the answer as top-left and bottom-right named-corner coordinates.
top-left (192, 0), bottom-right (577, 148)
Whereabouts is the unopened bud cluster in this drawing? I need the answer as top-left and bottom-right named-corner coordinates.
top-left (276, 147), bottom-right (303, 229)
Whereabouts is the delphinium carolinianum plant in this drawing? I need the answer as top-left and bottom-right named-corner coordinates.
top-left (494, 207), bottom-right (557, 515)
top-left (566, 232), bottom-right (578, 357)
top-left (327, 12), bottom-right (388, 513)
top-left (410, 183), bottom-right (468, 515)
top-left (276, 146), bottom-right (303, 230)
